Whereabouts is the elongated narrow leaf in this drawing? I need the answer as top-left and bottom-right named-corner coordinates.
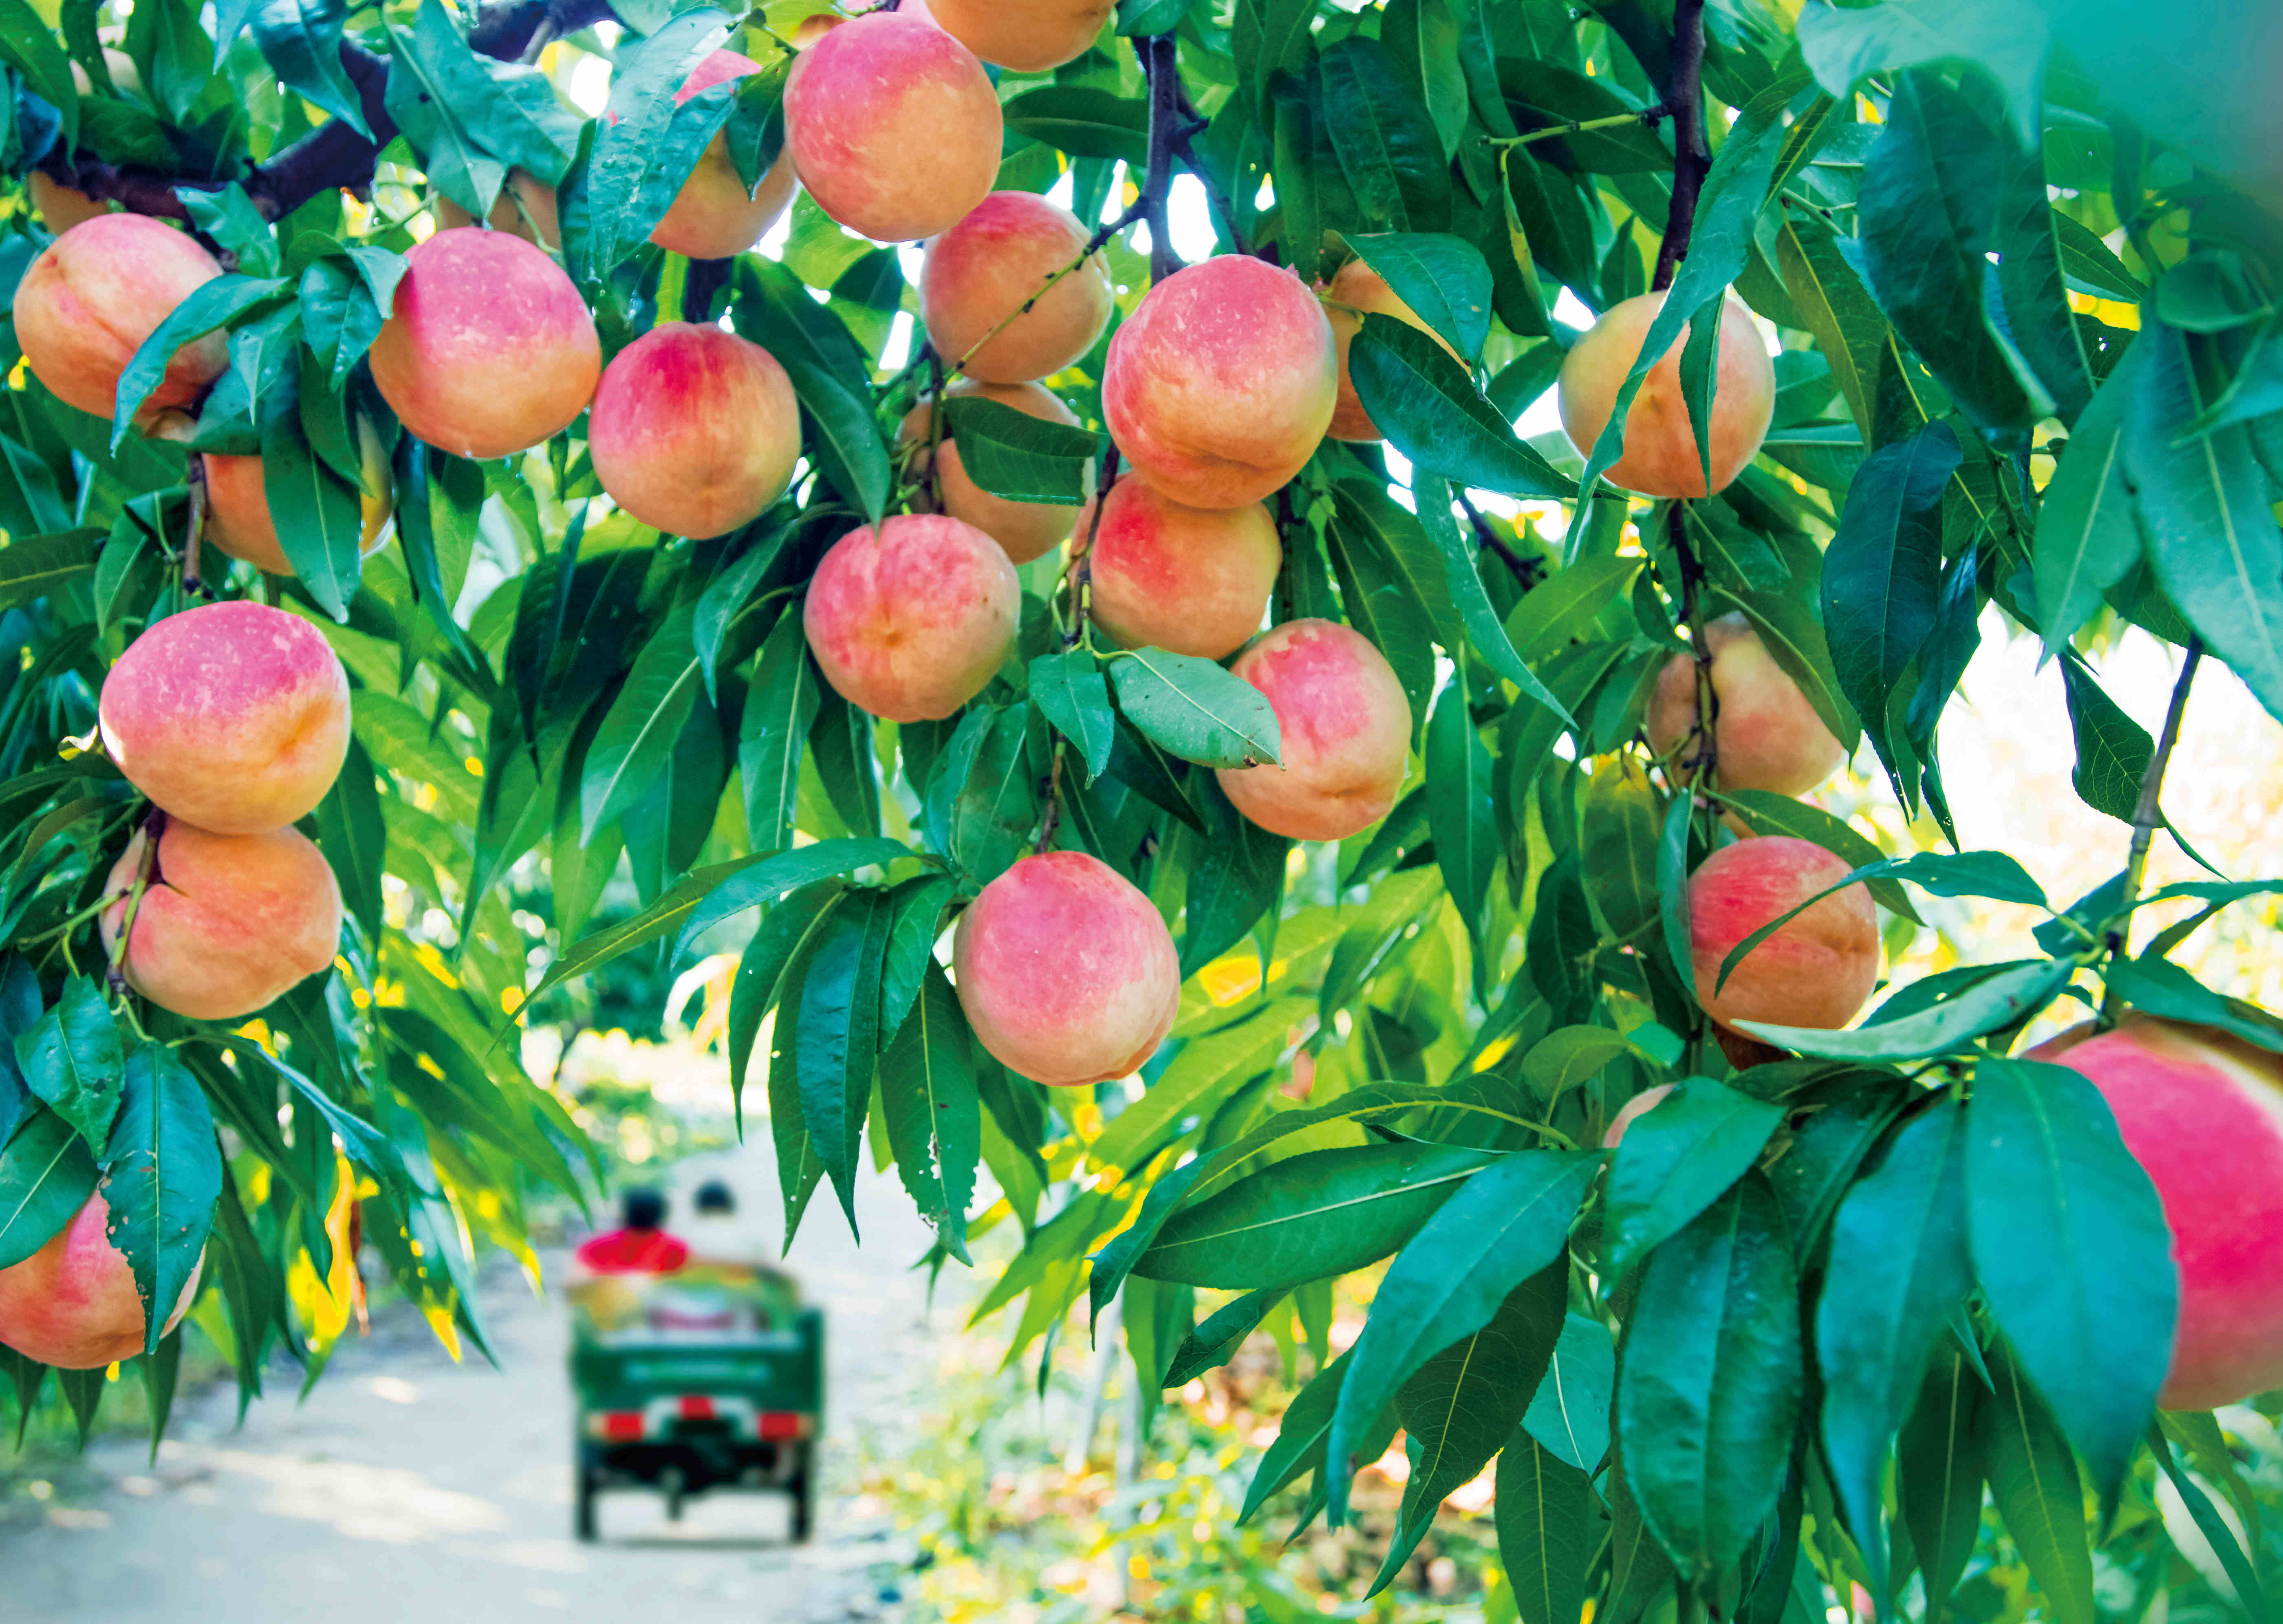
top-left (15, 977), bottom-right (123, 1152)
top-left (672, 838), bottom-right (909, 966)
top-left (1497, 1430), bottom-right (1598, 1624)
top-left (738, 613), bottom-right (820, 855)
top-left (1524, 1312), bottom-right (1617, 1472)
top-left (1425, 678), bottom-right (1497, 943)
top-left (101, 1044), bottom-right (223, 1353)
top-left (1111, 648), bottom-right (1282, 769)
top-left (725, 884), bottom-right (845, 1130)
top-left (0, 1108), bottom-right (99, 1271)
top-left (1900, 1344), bottom-right (1992, 1618)
top-left (1415, 475), bottom-right (1575, 724)
top-left (1605, 1078), bottom-right (1785, 1277)
top-left (1345, 232), bottom-right (1494, 361)
top-left (1349, 316), bottom-right (1574, 498)
top-left (941, 398), bottom-right (1099, 506)
top-left (878, 963), bottom-right (979, 1264)
top-left (1985, 1340), bottom-right (2096, 1624)
top-left (112, 276), bottom-right (287, 447)
top-left (796, 891), bottom-right (891, 1236)
top-left (1029, 651), bottom-right (1115, 783)
top-left (582, 604), bottom-right (702, 841)
top-left (1740, 959), bottom-right (2072, 1060)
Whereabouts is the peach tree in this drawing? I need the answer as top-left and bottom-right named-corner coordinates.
top-left (2, 0), bottom-right (2282, 1615)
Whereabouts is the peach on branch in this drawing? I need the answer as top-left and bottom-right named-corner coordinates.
top-left (648, 51), bottom-right (798, 260)
top-left (921, 191), bottom-right (1113, 384)
top-left (201, 420), bottom-right (397, 577)
top-left (1688, 836), bottom-right (1878, 1033)
top-left (13, 214), bottom-right (229, 423)
top-left (899, 381), bottom-right (1084, 565)
top-left (1216, 619), bottom-right (1411, 842)
top-left (925, 0), bottom-right (1113, 71)
top-left (784, 12), bottom-right (1002, 243)
top-left (1103, 256), bottom-right (1338, 509)
top-left (952, 851), bottom-right (1179, 1086)
top-left (27, 172), bottom-right (110, 234)
top-left (1558, 291), bottom-right (1775, 498)
top-left (367, 227), bottom-right (601, 460)
top-left (1321, 259), bottom-right (1460, 443)
top-left (1646, 613), bottom-right (1846, 796)
top-left (1075, 478), bottom-right (1281, 661)
top-left (0, 1192), bottom-right (201, 1370)
top-left (588, 322), bottom-right (799, 539)
top-left (100, 821), bottom-right (344, 1021)
top-left (432, 169), bottom-right (562, 249)
top-left (803, 514), bottom-right (1020, 722)
top-left (98, 599), bottom-right (352, 834)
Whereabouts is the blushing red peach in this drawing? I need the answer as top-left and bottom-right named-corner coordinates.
top-left (1104, 256), bottom-right (1338, 508)
top-left (803, 514), bottom-right (1020, 722)
top-left (921, 191), bottom-right (1113, 384)
top-left (1321, 259), bottom-right (1461, 442)
top-left (785, 12), bottom-right (1003, 243)
top-left (1075, 478), bottom-right (1280, 661)
top-left (1603, 1084), bottom-right (1675, 1150)
top-left (100, 821), bottom-right (343, 1021)
top-left (202, 419), bottom-right (396, 577)
top-left (1647, 613), bottom-right (1845, 796)
top-left (28, 172), bottom-right (110, 234)
top-left (367, 227), bottom-right (601, 460)
top-left (925, 0), bottom-right (1112, 71)
top-left (588, 323), bottom-right (799, 539)
top-left (98, 600), bottom-right (352, 834)
top-left (13, 214), bottom-right (229, 423)
top-left (0, 1192), bottom-right (202, 1369)
top-left (1216, 619), bottom-right (1411, 842)
top-left (899, 381), bottom-right (1084, 564)
top-left (952, 851), bottom-right (1179, 1086)
top-left (649, 51), bottom-right (798, 260)
top-left (1558, 291), bottom-right (1775, 498)
top-left (2028, 1019), bottom-right (2283, 1410)
top-left (1688, 836), bottom-right (1877, 1033)
top-left (433, 169), bottom-right (562, 249)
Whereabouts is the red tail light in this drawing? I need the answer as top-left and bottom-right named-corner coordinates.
top-left (678, 1395), bottom-right (718, 1421)
top-left (594, 1411), bottom-right (646, 1441)
top-left (757, 1411), bottom-right (812, 1441)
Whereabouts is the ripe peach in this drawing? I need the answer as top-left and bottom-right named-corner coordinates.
top-left (1558, 291), bottom-right (1775, 498)
top-left (28, 172), bottom-right (110, 234)
top-left (433, 169), bottom-right (561, 249)
top-left (201, 421), bottom-right (396, 577)
top-left (0, 1192), bottom-right (201, 1369)
top-left (785, 12), bottom-right (1003, 244)
top-left (1688, 837), bottom-right (1877, 1033)
top-left (588, 322), bottom-right (798, 539)
top-left (899, 380), bottom-right (1085, 564)
top-left (1075, 478), bottom-right (1280, 660)
top-left (649, 51), bottom-right (797, 260)
top-left (803, 514), bottom-right (1019, 722)
top-left (2027, 1019), bottom-right (2283, 1409)
top-left (98, 599), bottom-right (352, 834)
top-left (367, 227), bottom-right (600, 460)
top-left (1321, 259), bottom-right (1461, 443)
top-left (1216, 619), bottom-right (1410, 842)
top-left (952, 851), bottom-right (1179, 1086)
top-left (926, 0), bottom-right (1112, 71)
top-left (1103, 256), bottom-right (1338, 508)
top-left (1603, 1084), bottom-right (1675, 1150)
top-left (922, 191), bottom-right (1113, 384)
top-left (1647, 613), bottom-right (1845, 796)
top-left (13, 214), bottom-right (228, 424)
top-left (99, 821), bottom-right (343, 1021)
top-left (791, 13), bottom-right (840, 47)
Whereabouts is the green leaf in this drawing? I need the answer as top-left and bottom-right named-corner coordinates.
top-left (1717, 790), bottom-right (1917, 921)
top-left (670, 838), bottom-right (910, 965)
top-left (1345, 232), bottom-right (1494, 361)
top-left (1349, 316), bottom-right (1575, 498)
top-left (1002, 84), bottom-right (1149, 165)
top-left (1497, 1431), bottom-right (1598, 1624)
top-left (582, 604), bottom-right (701, 842)
top-left (1111, 648), bottom-right (1282, 769)
top-left (721, 51), bottom-right (790, 194)
top-left (1968, 1059), bottom-right (2176, 1511)
top-left (1239, 1348), bottom-right (1394, 1523)
top-left (1415, 475), bottom-right (1576, 725)
top-left (0, 0), bottom-right (79, 151)
top-left (1029, 651), bottom-right (1115, 783)
top-left (252, 0), bottom-right (369, 139)
top-left (1316, 35), bottom-right (1449, 232)
top-left (1984, 1340), bottom-right (2096, 1624)
top-left (0, 531), bottom-right (103, 615)
top-left (944, 704), bottom-right (1040, 890)
top-left (941, 398), bottom-right (1099, 507)
top-left (2034, 340), bottom-right (2142, 652)
top-left (878, 962), bottom-right (978, 1265)
top-left (1177, 781), bottom-right (1289, 976)
top-left (1605, 1077), bottom-right (1785, 1277)
top-left (259, 361), bottom-right (366, 619)
top-left (101, 1043), bottom-right (222, 1354)
top-left (1900, 1344), bottom-right (1992, 1618)
top-left (1083, 996), bottom-right (1310, 1179)
top-left (1425, 678), bottom-right (1497, 944)
top-left (111, 275), bottom-right (286, 447)
top-left (1796, 0), bottom-right (2048, 146)
top-left (738, 613), bottom-right (820, 856)
top-left (2103, 956), bottom-right (2283, 1054)
top-left (1165, 1287), bottom-right (1284, 1387)
top-left (730, 259), bottom-right (890, 525)
top-left (1524, 1312), bottom-right (1616, 1472)
top-left (0, 1107), bottom-right (99, 1271)
top-left (795, 890), bottom-right (890, 1236)
top-left (1739, 960), bottom-right (2071, 1061)
top-left (725, 884), bottom-right (844, 1131)
top-left (15, 977), bottom-right (123, 1153)
top-left (877, 873), bottom-right (956, 1042)
top-left (2149, 1423), bottom-right (2271, 1624)
top-left (2056, 654), bottom-right (2154, 823)
top-left (767, 943), bottom-right (826, 1248)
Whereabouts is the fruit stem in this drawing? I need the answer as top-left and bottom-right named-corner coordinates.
top-left (2103, 636), bottom-right (2202, 1009)
top-left (1065, 445), bottom-right (1122, 653)
top-left (1651, 0), bottom-right (1711, 293)
top-left (105, 809), bottom-right (166, 1001)
top-left (1488, 109), bottom-right (1668, 150)
top-left (181, 455), bottom-right (209, 600)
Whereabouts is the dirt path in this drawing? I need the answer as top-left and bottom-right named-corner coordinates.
top-left (1, 1146), bottom-right (954, 1624)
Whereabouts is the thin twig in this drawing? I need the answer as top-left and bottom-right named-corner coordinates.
top-left (1491, 108), bottom-right (1668, 150)
top-left (1066, 445), bottom-right (1122, 650)
top-left (2102, 637), bottom-right (2203, 1018)
top-left (922, 346), bottom-right (948, 513)
top-left (181, 456), bottom-right (209, 599)
top-left (105, 809), bottom-right (165, 1000)
top-left (1652, 0), bottom-right (1710, 293)
top-left (1454, 489), bottom-right (1543, 590)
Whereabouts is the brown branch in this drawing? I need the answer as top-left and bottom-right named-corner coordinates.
top-left (1066, 444), bottom-right (1121, 649)
top-left (1454, 489), bottom-right (1543, 591)
top-left (1134, 33), bottom-right (1187, 284)
top-left (1651, 0), bottom-right (1710, 293)
top-left (1668, 502), bottom-right (1718, 782)
top-left (181, 456), bottom-right (209, 597)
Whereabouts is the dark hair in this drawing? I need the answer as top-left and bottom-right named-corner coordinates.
top-left (622, 1188), bottom-right (666, 1231)
top-left (693, 1180), bottom-right (736, 1215)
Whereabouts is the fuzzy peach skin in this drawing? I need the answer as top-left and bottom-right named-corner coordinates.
top-left (922, 191), bottom-right (1113, 384)
top-left (589, 323), bottom-right (799, 539)
top-left (1103, 256), bottom-right (1338, 509)
top-left (899, 381), bottom-right (1084, 564)
top-left (98, 600), bottom-right (351, 833)
top-left (926, 0), bottom-right (1112, 71)
top-left (1217, 619), bottom-right (1411, 842)
top-left (0, 1192), bottom-right (202, 1369)
top-left (1558, 291), bottom-right (1776, 498)
top-left (367, 227), bottom-right (601, 460)
top-left (785, 12), bottom-right (1003, 243)
top-left (99, 822), bottom-right (343, 1020)
top-left (803, 514), bottom-right (1020, 722)
top-left (952, 851), bottom-right (1179, 1086)
top-left (648, 51), bottom-right (798, 259)
top-left (433, 168), bottom-right (561, 249)
top-left (1321, 259), bottom-right (1461, 442)
top-left (1647, 612), bottom-right (1845, 796)
top-left (1603, 1084), bottom-right (1674, 1150)
top-left (202, 420), bottom-right (396, 577)
top-left (1688, 836), bottom-right (1878, 1033)
top-left (1075, 478), bottom-right (1281, 661)
top-left (27, 172), bottom-right (110, 234)
top-left (13, 214), bottom-right (229, 423)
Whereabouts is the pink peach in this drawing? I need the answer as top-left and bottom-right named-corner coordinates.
top-left (899, 380), bottom-right (1085, 564)
top-left (926, 0), bottom-right (1112, 71)
top-left (588, 323), bottom-right (799, 539)
top-left (649, 52), bottom-right (797, 260)
top-left (1322, 259), bottom-right (1461, 443)
top-left (1216, 619), bottom-right (1411, 842)
top-left (1559, 291), bottom-right (1775, 498)
top-left (922, 191), bottom-right (1113, 384)
top-left (0, 1192), bottom-right (202, 1369)
top-left (1646, 613), bottom-right (1845, 796)
top-left (13, 214), bottom-right (228, 424)
top-left (1688, 836), bottom-right (1878, 1033)
top-left (201, 422), bottom-right (395, 577)
top-left (803, 514), bottom-right (1020, 722)
top-left (1075, 478), bottom-right (1280, 661)
top-left (433, 169), bottom-right (561, 249)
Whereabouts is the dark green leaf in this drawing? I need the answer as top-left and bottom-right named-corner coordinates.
top-left (581, 604), bottom-right (701, 842)
top-left (1425, 678), bottom-right (1497, 943)
top-left (941, 397), bottom-right (1099, 507)
top-left (15, 977), bottom-right (123, 1153)
top-left (1029, 651), bottom-right (1115, 783)
top-left (1345, 232), bottom-right (1494, 361)
top-left (1497, 1431), bottom-right (1598, 1624)
top-left (796, 890), bottom-right (891, 1236)
top-left (879, 963), bottom-right (978, 1265)
top-left (738, 613), bottom-right (820, 856)
top-left (1316, 36), bottom-right (1449, 233)
top-left (671, 837), bottom-right (910, 965)
top-left (1984, 1340), bottom-right (2095, 1624)
top-left (252, 0), bottom-right (369, 138)
top-left (1796, 0), bottom-right (2047, 145)
top-left (101, 1043), bottom-right (222, 1354)
top-left (1900, 1344), bottom-right (1991, 1618)
top-left (2034, 339), bottom-right (2142, 652)
top-left (1524, 1311), bottom-right (1616, 1472)
top-left (1740, 960), bottom-right (2071, 1061)
top-left (1002, 85), bottom-right (1148, 165)
top-left (111, 275), bottom-right (286, 447)
top-left (259, 361), bottom-right (365, 619)
top-left (1111, 648), bottom-right (1282, 769)
top-left (0, 1107), bottom-right (99, 1271)
top-left (1605, 1076), bottom-right (1785, 1277)
top-left (1349, 316), bottom-right (1575, 498)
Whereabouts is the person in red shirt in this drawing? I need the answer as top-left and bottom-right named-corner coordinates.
top-left (573, 1188), bottom-right (690, 1274)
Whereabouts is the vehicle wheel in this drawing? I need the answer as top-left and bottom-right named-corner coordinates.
top-left (574, 1468), bottom-right (599, 1543)
top-left (790, 1448), bottom-right (815, 1544)
top-left (662, 1465), bottom-right (686, 1523)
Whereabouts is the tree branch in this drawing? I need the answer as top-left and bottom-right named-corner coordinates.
top-left (1454, 488), bottom-right (1543, 591)
top-left (1651, 0), bottom-right (1710, 293)
top-left (1135, 33), bottom-right (1188, 284)
top-left (2102, 636), bottom-right (2203, 1015)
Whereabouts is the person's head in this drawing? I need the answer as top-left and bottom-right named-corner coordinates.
top-left (693, 1180), bottom-right (736, 1217)
top-left (622, 1188), bottom-right (666, 1232)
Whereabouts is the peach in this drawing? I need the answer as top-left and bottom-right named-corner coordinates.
top-left (1559, 291), bottom-right (1775, 498)
top-left (0, 1192), bottom-right (201, 1369)
top-left (201, 420), bottom-right (396, 577)
top-left (784, 12), bottom-right (1003, 244)
top-left (1216, 619), bottom-right (1410, 842)
top-left (1603, 1084), bottom-right (1675, 1150)
top-left (926, 0), bottom-right (1112, 71)
top-left (922, 191), bottom-right (1113, 383)
top-left (648, 52), bottom-right (797, 260)
top-left (951, 851), bottom-right (1179, 1086)
top-left (28, 171), bottom-right (110, 234)
top-left (1103, 256), bottom-right (1338, 508)
top-left (2028, 1019), bottom-right (2283, 1410)
top-left (1321, 259), bottom-right (1461, 442)
top-left (899, 381), bottom-right (1084, 564)
top-left (803, 514), bottom-right (1020, 722)
top-left (367, 227), bottom-right (600, 460)
top-left (588, 322), bottom-right (799, 538)
top-left (99, 821), bottom-right (343, 1020)
top-left (98, 599), bottom-right (351, 834)
top-left (1075, 478), bottom-right (1280, 660)
top-left (13, 214), bottom-right (228, 423)
top-left (791, 13), bottom-right (840, 47)
top-left (1647, 613), bottom-right (1845, 796)
top-left (433, 169), bottom-right (561, 249)
top-left (1688, 837), bottom-right (1877, 1033)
